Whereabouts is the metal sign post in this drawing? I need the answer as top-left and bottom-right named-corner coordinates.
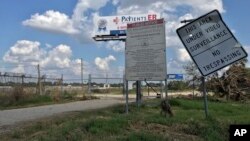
top-left (165, 79), bottom-right (168, 99)
top-left (160, 81), bottom-right (163, 98)
top-left (136, 81), bottom-right (142, 107)
top-left (177, 9), bottom-right (248, 118)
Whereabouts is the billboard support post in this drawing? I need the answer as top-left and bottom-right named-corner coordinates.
top-left (160, 81), bottom-right (163, 98)
top-left (136, 81), bottom-right (138, 106)
top-left (165, 79), bottom-right (168, 99)
top-left (136, 81), bottom-right (141, 107)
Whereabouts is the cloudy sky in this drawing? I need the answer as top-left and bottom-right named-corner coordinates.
top-left (0, 0), bottom-right (249, 80)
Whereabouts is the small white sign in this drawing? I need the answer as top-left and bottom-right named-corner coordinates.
top-left (125, 19), bottom-right (166, 81)
top-left (177, 10), bottom-right (248, 76)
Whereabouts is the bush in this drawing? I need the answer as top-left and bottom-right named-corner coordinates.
top-left (91, 89), bottom-right (110, 93)
top-left (12, 86), bottom-right (25, 102)
top-left (62, 91), bottom-right (75, 100)
top-left (168, 81), bottom-right (190, 91)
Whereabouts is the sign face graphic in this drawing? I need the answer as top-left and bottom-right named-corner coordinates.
top-left (93, 14), bottom-right (160, 37)
top-left (125, 19), bottom-right (166, 81)
top-left (177, 10), bottom-right (248, 76)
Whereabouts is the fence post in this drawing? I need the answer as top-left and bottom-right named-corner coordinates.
top-left (61, 74), bottom-right (63, 96)
top-left (123, 74), bottom-right (125, 96)
top-left (202, 76), bottom-right (208, 118)
top-left (37, 64), bottom-right (42, 95)
top-left (88, 74), bottom-right (91, 94)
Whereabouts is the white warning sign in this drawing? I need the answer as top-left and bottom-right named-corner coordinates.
top-left (177, 10), bottom-right (248, 76)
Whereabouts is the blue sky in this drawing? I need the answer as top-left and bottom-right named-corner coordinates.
top-left (0, 0), bottom-right (249, 80)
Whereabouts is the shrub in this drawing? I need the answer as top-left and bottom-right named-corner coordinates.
top-left (12, 86), bottom-right (25, 102)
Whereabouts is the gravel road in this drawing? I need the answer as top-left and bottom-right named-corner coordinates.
top-left (0, 99), bottom-right (123, 127)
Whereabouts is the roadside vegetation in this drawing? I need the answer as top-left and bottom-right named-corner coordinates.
top-left (184, 59), bottom-right (250, 102)
top-left (0, 87), bottom-right (97, 110)
top-left (2, 97), bottom-right (250, 141)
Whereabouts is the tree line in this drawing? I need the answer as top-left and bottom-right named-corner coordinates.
top-left (183, 59), bottom-right (250, 101)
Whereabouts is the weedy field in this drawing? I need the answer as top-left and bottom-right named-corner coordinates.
top-left (1, 98), bottom-right (250, 141)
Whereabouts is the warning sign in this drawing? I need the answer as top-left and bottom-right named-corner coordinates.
top-left (177, 10), bottom-right (248, 76)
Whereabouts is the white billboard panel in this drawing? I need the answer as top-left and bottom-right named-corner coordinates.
top-left (125, 19), bottom-right (166, 81)
top-left (177, 10), bottom-right (248, 76)
top-left (93, 14), bottom-right (160, 37)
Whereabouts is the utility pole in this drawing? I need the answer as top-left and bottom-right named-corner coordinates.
top-left (123, 74), bottom-right (125, 96)
top-left (88, 74), bottom-right (91, 94)
top-left (81, 58), bottom-right (84, 92)
top-left (106, 73), bottom-right (108, 88)
top-left (37, 64), bottom-right (42, 95)
top-left (21, 75), bottom-right (24, 85)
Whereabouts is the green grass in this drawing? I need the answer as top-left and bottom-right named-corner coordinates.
top-left (2, 98), bottom-right (250, 141)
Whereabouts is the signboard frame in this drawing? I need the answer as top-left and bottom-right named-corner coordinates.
top-left (93, 14), bottom-right (160, 41)
top-left (176, 10), bottom-right (248, 76)
top-left (125, 18), bottom-right (167, 81)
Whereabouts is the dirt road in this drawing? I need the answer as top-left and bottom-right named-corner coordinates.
top-left (0, 99), bottom-right (123, 128)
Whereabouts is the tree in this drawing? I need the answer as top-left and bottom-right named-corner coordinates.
top-left (206, 59), bottom-right (250, 101)
top-left (168, 81), bottom-right (189, 91)
top-left (183, 61), bottom-right (202, 83)
top-left (183, 61), bottom-right (202, 97)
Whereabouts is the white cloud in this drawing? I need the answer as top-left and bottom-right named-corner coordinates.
top-left (176, 48), bottom-right (191, 62)
top-left (112, 0), bottom-right (120, 5)
top-left (116, 0), bottom-right (224, 16)
top-left (2, 40), bottom-right (91, 78)
top-left (106, 41), bottom-right (125, 52)
top-left (45, 43), bottom-right (52, 49)
top-left (23, 10), bottom-right (79, 35)
top-left (95, 55), bottom-right (116, 71)
top-left (22, 0), bottom-right (111, 43)
top-left (40, 44), bottom-right (72, 68)
top-left (3, 40), bottom-right (41, 64)
top-left (11, 65), bottom-right (25, 74)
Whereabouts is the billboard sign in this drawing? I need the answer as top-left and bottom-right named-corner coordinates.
top-left (125, 19), bottom-right (166, 81)
top-left (177, 10), bottom-right (248, 76)
top-left (93, 14), bottom-right (160, 37)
